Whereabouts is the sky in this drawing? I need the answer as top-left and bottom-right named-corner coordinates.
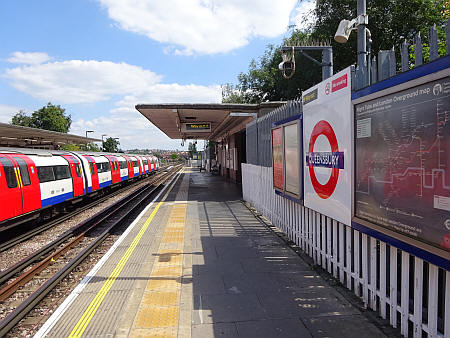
top-left (0, 0), bottom-right (316, 150)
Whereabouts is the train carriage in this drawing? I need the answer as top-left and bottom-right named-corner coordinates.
top-left (0, 147), bottom-right (160, 226)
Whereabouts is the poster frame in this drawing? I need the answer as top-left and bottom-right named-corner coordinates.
top-left (352, 58), bottom-right (450, 268)
top-left (271, 114), bottom-right (303, 203)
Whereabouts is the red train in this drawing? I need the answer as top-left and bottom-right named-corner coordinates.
top-left (0, 148), bottom-right (160, 227)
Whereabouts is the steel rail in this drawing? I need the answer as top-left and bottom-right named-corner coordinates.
top-left (0, 167), bottom-right (170, 252)
top-left (0, 166), bottom-right (181, 337)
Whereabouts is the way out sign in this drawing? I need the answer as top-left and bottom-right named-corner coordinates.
top-left (302, 67), bottom-right (352, 225)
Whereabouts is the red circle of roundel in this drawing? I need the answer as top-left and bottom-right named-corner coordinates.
top-left (308, 120), bottom-right (339, 199)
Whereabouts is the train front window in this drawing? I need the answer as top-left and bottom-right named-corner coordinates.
top-left (13, 157), bottom-right (31, 186)
top-left (0, 157), bottom-right (18, 188)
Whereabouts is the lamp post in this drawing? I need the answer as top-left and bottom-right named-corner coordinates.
top-left (101, 134), bottom-right (107, 152)
top-left (85, 130), bottom-right (94, 151)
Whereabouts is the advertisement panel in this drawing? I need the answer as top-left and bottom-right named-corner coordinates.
top-left (272, 127), bottom-right (283, 190)
top-left (303, 67), bottom-right (352, 225)
top-left (354, 74), bottom-right (450, 251)
top-left (284, 123), bottom-right (300, 195)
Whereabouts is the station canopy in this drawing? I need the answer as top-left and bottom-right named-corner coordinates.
top-left (0, 122), bottom-right (101, 149)
top-left (136, 102), bottom-right (284, 141)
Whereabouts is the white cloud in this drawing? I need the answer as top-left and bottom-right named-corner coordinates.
top-left (0, 104), bottom-right (24, 123)
top-left (4, 54), bottom-right (222, 149)
top-left (99, 0), bottom-right (298, 54)
top-left (5, 60), bottom-right (162, 104)
top-left (290, 0), bottom-right (316, 31)
top-left (7, 52), bottom-right (51, 65)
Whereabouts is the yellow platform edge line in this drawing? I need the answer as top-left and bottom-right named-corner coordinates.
top-left (68, 200), bottom-right (164, 338)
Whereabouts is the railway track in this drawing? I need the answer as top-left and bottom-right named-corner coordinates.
top-left (0, 165), bottom-right (182, 337)
top-left (0, 166), bottom-right (172, 253)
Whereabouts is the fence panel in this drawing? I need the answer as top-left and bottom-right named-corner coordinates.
top-left (242, 163), bottom-right (448, 338)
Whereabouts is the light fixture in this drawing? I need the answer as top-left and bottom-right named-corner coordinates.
top-left (334, 14), bottom-right (368, 43)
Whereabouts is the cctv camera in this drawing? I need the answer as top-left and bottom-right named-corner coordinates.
top-left (279, 61), bottom-right (294, 72)
top-left (334, 19), bottom-right (352, 43)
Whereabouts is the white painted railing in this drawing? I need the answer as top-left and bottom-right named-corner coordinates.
top-left (242, 163), bottom-right (449, 338)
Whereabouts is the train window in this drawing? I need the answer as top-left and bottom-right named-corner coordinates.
top-left (37, 166), bottom-right (55, 183)
top-left (13, 157), bottom-right (31, 186)
top-left (97, 162), bottom-right (110, 173)
top-left (75, 164), bottom-right (81, 177)
top-left (119, 161), bottom-right (127, 169)
top-left (53, 165), bottom-right (70, 180)
top-left (89, 162), bottom-right (95, 175)
top-left (133, 160), bottom-right (138, 167)
top-left (0, 157), bottom-right (18, 188)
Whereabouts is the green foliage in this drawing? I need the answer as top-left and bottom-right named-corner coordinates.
top-left (312, 0), bottom-right (447, 72)
top-left (60, 144), bottom-right (82, 151)
top-left (11, 110), bottom-right (33, 127)
top-left (223, 0), bottom-right (447, 104)
top-left (11, 103), bottom-right (72, 133)
top-left (103, 137), bottom-right (120, 152)
top-left (171, 153), bottom-right (178, 160)
top-left (86, 143), bottom-right (101, 152)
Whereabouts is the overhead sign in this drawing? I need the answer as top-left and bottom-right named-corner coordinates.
top-left (181, 122), bottom-right (211, 132)
top-left (303, 67), bottom-right (352, 225)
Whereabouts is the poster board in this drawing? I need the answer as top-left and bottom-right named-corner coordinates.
top-left (272, 127), bottom-right (283, 190)
top-left (271, 115), bottom-right (303, 200)
top-left (303, 67), bottom-right (352, 225)
top-left (354, 69), bottom-right (450, 252)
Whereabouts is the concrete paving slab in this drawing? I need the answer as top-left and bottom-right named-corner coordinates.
top-left (236, 318), bottom-right (312, 338)
top-left (303, 314), bottom-right (387, 338)
top-left (192, 293), bottom-right (266, 324)
top-left (240, 257), bottom-right (312, 273)
top-left (192, 271), bottom-right (226, 295)
top-left (192, 323), bottom-right (238, 338)
top-left (257, 289), bottom-right (359, 319)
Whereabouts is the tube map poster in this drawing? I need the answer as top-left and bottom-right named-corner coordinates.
top-left (355, 76), bottom-right (450, 251)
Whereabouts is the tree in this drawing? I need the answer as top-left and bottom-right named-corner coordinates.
top-left (11, 103), bottom-right (72, 133)
top-left (171, 153), bottom-right (178, 160)
top-left (311, 0), bottom-right (448, 72)
top-left (86, 143), bottom-right (101, 152)
top-left (11, 110), bottom-right (33, 127)
top-left (223, 0), bottom-right (447, 103)
top-left (103, 137), bottom-right (120, 152)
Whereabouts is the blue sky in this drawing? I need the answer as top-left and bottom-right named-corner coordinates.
top-left (0, 0), bottom-right (315, 150)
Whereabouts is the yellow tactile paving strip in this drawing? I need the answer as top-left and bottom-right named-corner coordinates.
top-left (131, 203), bottom-right (187, 337)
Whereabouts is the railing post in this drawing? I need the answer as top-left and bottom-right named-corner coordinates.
top-left (415, 32), bottom-right (423, 67)
top-left (429, 24), bottom-right (438, 61)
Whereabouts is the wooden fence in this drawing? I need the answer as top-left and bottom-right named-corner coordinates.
top-left (242, 163), bottom-right (449, 338)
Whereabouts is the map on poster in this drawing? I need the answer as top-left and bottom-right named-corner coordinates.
top-left (355, 75), bottom-right (450, 251)
top-left (303, 67), bottom-right (352, 225)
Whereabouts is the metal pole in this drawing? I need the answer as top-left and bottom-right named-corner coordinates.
top-left (322, 47), bottom-right (333, 80)
top-left (357, 0), bottom-right (367, 87)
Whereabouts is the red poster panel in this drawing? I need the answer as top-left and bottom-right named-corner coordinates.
top-left (272, 127), bottom-right (283, 189)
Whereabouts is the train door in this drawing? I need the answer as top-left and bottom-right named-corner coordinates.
top-left (61, 155), bottom-right (84, 197)
top-left (0, 156), bottom-right (23, 221)
top-left (8, 154), bottom-right (41, 213)
top-left (123, 156), bottom-right (134, 178)
top-left (106, 156), bottom-right (120, 184)
top-left (84, 155), bottom-right (99, 191)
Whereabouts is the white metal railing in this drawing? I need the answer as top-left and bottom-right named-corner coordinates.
top-left (242, 163), bottom-right (449, 338)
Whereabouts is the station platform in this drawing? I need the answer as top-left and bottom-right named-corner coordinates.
top-left (36, 167), bottom-right (387, 338)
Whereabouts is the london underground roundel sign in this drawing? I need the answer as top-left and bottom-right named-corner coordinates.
top-left (306, 120), bottom-right (344, 199)
top-left (302, 66), bottom-right (352, 226)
